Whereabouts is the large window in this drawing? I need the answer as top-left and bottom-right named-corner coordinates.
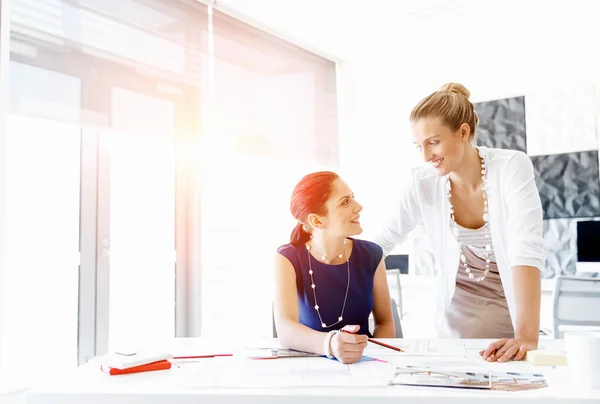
top-left (2, 114), bottom-right (81, 381)
top-left (106, 88), bottom-right (177, 350)
top-left (2, 0), bottom-right (205, 384)
top-left (0, 0), bottom-right (339, 385)
top-left (0, 62), bottom-right (81, 383)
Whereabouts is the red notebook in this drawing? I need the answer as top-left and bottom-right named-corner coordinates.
top-left (100, 360), bottom-right (172, 375)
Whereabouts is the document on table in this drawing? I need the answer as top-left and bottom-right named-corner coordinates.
top-left (174, 356), bottom-right (397, 388)
top-left (384, 355), bottom-right (526, 373)
top-left (364, 339), bottom-right (467, 358)
top-left (173, 339), bottom-right (529, 389)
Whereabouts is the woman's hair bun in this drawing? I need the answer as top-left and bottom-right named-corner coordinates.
top-left (439, 82), bottom-right (470, 100)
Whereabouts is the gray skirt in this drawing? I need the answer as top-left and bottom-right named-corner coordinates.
top-left (444, 245), bottom-right (514, 339)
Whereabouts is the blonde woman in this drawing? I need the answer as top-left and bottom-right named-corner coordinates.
top-left (375, 83), bottom-right (545, 363)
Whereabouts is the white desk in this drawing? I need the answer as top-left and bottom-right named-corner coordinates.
top-left (26, 338), bottom-right (600, 404)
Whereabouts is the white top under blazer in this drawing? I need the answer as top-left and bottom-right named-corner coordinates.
top-left (374, 146), bottom-right (546, 337)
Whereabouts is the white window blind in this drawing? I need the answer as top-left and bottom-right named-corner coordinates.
top-left (199, 9), bottom-right (339, 337)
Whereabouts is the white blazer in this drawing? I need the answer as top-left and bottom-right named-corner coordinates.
top-left (374, 146), bottom-right (546, 337)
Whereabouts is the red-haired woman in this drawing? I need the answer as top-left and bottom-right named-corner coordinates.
top-left (274, 171), bottom-right (395, 364)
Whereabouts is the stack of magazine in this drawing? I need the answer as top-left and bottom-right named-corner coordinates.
top-left (389, 366), bottom-right (547, 391)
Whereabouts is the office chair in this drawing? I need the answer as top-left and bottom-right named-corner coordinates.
top-left (389, 297), bottom-right (403, 338)
top-left (384, 254), bottom-right (408, 319)
top-left (553, 276), bottom-right (600, 338)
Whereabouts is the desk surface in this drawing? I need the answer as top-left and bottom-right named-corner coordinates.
top-left (26, 338), bottom-right (600, 404)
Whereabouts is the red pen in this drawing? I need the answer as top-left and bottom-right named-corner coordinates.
top-left (341, 330), bottom-right (404, 352)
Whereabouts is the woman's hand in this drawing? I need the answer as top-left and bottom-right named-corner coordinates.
top-left (479, 338), bottom-right (538, 362)
top-left (330, 325), bottom-right (368, 364)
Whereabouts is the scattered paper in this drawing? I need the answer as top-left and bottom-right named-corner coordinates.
top-left (171, 339), bottom-right (559, 390)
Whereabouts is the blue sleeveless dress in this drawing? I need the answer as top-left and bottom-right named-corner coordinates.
top-left (277, 238), bottom-right (383, 337)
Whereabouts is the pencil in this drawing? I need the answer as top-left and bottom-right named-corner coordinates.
top-left (367, 338), bottom-right (404, 352)
top-left (341, 330), bottom-right (404, 352)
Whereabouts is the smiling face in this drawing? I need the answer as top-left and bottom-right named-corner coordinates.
top-left (311, 178), bottom-right (363, 237)
top-left (412, 117), bottom-right (471, 176)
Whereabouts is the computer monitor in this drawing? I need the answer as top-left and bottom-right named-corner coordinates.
top-left (576, 220), bottom-right (600, 273)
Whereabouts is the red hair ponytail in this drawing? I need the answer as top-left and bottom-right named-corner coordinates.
top-left (288, 171), bottom-right (339, 245)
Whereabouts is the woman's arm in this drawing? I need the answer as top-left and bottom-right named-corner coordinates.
top-left (273, 253), bottom-right (368, 363)
top-left (512, 265), bottom-right (541, 343)
top-left (371, 257), bottom-right (395, 338)
top-left (482, 152), bottom-right (545, 362)
top-left (502, 152), bottom-right (546, 274)
top-left (481, 265), bottom-right (540, 362)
